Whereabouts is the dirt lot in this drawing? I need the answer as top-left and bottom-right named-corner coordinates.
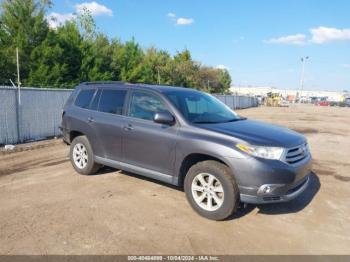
top-left (0, 104), bottom-right (349, 255)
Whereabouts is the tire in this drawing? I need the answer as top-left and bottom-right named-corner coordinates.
top-left (184, 160), bottom-right (239, 220)
top-left (70, 135), bottom-right (100, 175)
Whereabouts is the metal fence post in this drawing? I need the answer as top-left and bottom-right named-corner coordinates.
top-left (15, 88), bottom-right (21, 143)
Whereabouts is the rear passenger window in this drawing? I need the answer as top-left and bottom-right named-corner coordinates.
top-left (75, 89), bottom-right (95, 109)
top-left (98, 90), bottom-right (127, 115)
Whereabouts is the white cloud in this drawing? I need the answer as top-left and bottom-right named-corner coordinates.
top-left (47, 1), bottom-right (112, 29)
top-left (265, 34), bottom-right (306, 45)
top-left (167, 12), bottom-right (176, 18)
top-left (176, 17), bottom-right (194, 26)
top-left (47, 12), bottom-right (76, 29)
top-left (266, 26), bottom-right (350, 46)
top-left (167, 13), bottom-right (194, 26)
top-left (75, 1), bottom-right (113, 16)
top-left (310, 26), bottom-right (350, 44)
top-left (216, 65), bottom-right (231, 70)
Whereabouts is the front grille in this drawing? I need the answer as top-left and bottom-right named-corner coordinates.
top-left (284, 143), bottom-right (309, 164)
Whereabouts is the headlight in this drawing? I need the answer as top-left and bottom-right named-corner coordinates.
top-left (236, 143), bottom-right (284, 160)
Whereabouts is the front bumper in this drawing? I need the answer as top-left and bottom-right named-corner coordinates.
top-left (225, 153), bottom-right (312, 204)
top-left (240, 174), bottom-right (310, 204)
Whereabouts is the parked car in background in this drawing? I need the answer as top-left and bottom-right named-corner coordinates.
top-left (316, 101), bottom-right (330, 106)
top-left (61, 82), bottom-right (312, 220)
top-left (329, 101), bottom-right (339, 107)
top-left (345, 98), bottom-right (350, 107)
top-left (280, 100), bottom-right (290, 107)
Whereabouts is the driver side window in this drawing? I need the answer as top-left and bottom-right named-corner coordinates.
top-left (129, 92), bottom-right (168, 121)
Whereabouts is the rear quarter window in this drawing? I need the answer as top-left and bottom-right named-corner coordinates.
top-left (75, 89), bottom-right (95, 109)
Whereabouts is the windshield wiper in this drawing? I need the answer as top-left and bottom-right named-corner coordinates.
top-left (225, 117), bottom-right (247, 122)
top-left (192, 121), bottom-right (219, 124)
top-left (193, 117), bottom-right (247, 124)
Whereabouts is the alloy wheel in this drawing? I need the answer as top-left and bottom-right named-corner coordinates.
top-left (191, 173), bottom-right (224, 211)
top-left (73, 143), bottom-right (88, 169)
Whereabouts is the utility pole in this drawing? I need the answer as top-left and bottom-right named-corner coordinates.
top-left (16, 47), bottom-right (21, 104)
top-left (298, 56), bottom-right (309, 103)
top-left (15, 47), bottom-right (22, 142)
top-left (157, 68), bottom-right (161, 85)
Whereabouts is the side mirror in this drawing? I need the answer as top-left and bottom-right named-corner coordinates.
top-left (153, 111), bottom-right (175, 125)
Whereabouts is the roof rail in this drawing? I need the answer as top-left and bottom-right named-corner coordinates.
top-left (80, 81), bottom-right (129, 86)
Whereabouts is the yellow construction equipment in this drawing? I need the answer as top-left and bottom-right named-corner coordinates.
top-left (265, 92), bottom-right (282, 107)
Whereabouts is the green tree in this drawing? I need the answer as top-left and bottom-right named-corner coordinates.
top-left (217, 69), bottom-right (232, 93)
top-left (28, 21), bottom-right (82, 88)
top-left (0, 0), bottom-right (51, 85)
top-left (196, 66), bottom-right (218, 92)
top-left (0, 0), bottom-right (233, 91)
top-left (117, 38), bottom-right (144, 82)
top-left (109, 38), bottom-right (125, 80)
top-left (76, 7), bottom-right (96, 41)
top-left (83, 33), bottom-right (114, 81)
top-left (137, 47), bottom-right (172, 84)
top-left (167, 49), bottom-right (199, 87)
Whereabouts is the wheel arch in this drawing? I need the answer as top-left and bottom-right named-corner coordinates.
top-left (69, 130), bottom-right (85, 144)
top-left (178, 153), bottom-right (232, 188)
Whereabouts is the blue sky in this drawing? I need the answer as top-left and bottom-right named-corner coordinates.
top-left (49, 0), bottom-right (350, 91)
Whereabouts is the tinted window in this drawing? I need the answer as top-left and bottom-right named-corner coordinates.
top-left (75, 89), bottom-right (95, 109)
top-left (129, 92), bottom-right (168, 121)
top-left (98, 89), bottom-right (127, 115)
top-left (90, 89), bottom-right (101, 111)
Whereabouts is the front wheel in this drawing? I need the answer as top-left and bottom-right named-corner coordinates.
top-left (184, 160), bottom-right (239, 220)
top-left (70, 135), bottom-right (100, 175)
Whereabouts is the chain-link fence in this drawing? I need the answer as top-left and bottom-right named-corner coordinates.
top-left (0, 86), bottom-right (258, 145)
top-left (214, 94), bottom-right (259, 109)
top-left (0, 86), bottom-right (72, 145)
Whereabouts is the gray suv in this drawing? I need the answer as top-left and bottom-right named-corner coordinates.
top-left (61, 82), bottom-right (312, 220)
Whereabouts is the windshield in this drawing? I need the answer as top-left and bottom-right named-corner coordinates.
top-left (165, 90), bottom-right (240, 124)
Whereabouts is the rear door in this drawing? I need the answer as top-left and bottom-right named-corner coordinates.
top-left (66, 88), bottom-right (97, 146)
top-left (89, 88), bottom-right (128, 160)
top-left (122, 90), bottom-right (178, 175)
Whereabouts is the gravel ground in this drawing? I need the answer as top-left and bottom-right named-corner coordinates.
top-left (0, 104), bottom-right (349, 255)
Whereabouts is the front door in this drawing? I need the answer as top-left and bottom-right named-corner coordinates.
top-left (122, 91), bottom-right (178, 176)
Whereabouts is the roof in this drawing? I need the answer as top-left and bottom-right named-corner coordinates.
top-left (78, 81), bottom-right (197, 93)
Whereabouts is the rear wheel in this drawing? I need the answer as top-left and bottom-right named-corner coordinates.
top-left (70, 135), bottom-right (100, 175)
top-left (184, 160), bottom-right (239, 220)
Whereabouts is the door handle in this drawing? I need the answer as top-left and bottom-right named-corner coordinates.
top-left (87, 117), bottom-right (94, 123)
top-left (123, 124), bottom-right (134, 131)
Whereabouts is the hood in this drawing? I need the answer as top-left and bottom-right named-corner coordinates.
top-left (198, 119), bottom-right (305, 148)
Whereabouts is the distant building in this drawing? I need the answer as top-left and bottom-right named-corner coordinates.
top-left (230, 86), bottom-right (346, 102)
